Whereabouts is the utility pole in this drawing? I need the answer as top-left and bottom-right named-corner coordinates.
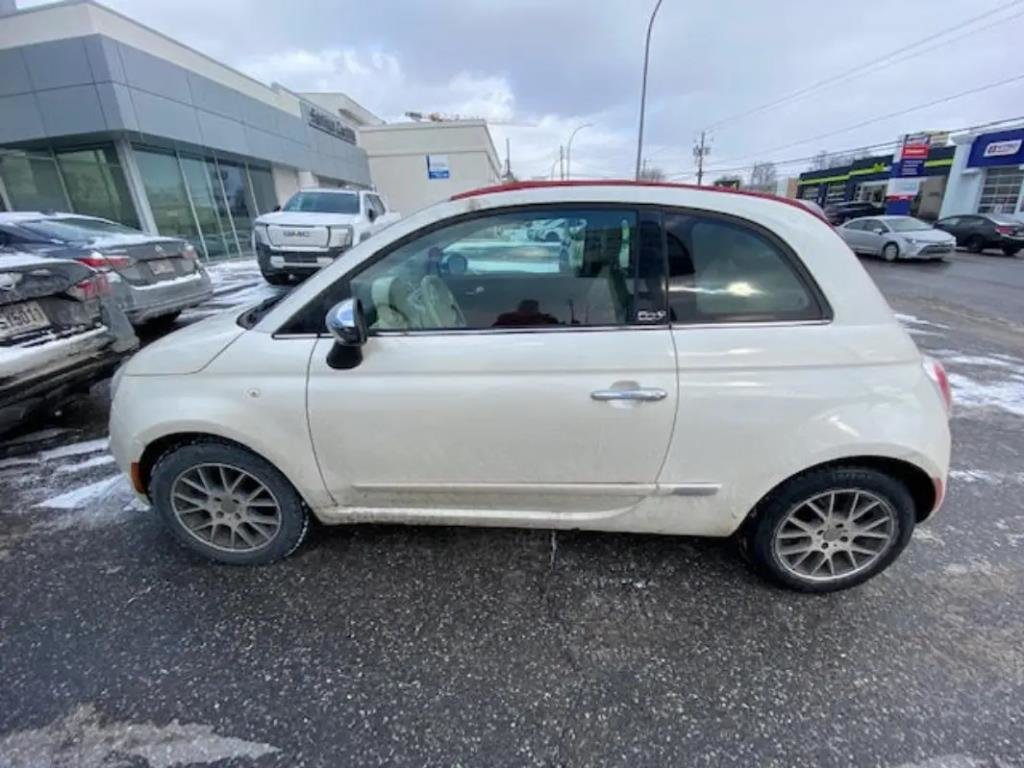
top-left (504, 137), bottom-right (512, 180)
top-left (693, 130), bottom-right (710, 186)
top-left (559, 145), bottom-right (565, 180)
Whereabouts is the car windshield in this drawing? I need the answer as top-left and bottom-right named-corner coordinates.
top-left (15, 216), bottom-right (138, 243)
top-left (886, 218), bottom-right (933, 232)
top-left (282, 191), bottom-right (360, 214)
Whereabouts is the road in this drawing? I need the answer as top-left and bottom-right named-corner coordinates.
top-left (1, 253), bottom-right (1023, 767)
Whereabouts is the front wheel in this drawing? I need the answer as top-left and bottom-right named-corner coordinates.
top-left (150, 441), bottom-right (310, 565)
top-left (881, 242), bottom-right (899, 262)
top-left (263, 272), bottom-right (291, 286)
top-left (743, 466), bottom-right (915, 592)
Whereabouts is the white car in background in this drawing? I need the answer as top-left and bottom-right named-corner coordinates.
top-left (252, 188), bottom-right (400, 284)
top-left (110, 181), bottom-right (951, 593)
top-left (838, 215), bottom-right (956, 261)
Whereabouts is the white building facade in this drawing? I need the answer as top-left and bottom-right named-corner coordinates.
top-left (940, 126), bottom-right (1024, 220)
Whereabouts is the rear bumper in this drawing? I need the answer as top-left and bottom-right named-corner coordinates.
top-left (117, 271), bottom-right (214, 324)
top-left (0, 329), bottom-right (129, 432)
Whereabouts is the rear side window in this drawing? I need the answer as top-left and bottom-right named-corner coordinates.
top-left (664, 212), bottom-right (826, 324)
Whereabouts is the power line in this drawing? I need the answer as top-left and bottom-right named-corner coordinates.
top-left (721, 75), bottom-right (1024, 165)
top-left (704, 0), bottom-right (1024, 131)
top-left (672, 114), bottom-right (1024, 180)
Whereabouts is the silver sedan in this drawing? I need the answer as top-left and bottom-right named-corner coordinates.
top-left (838, 215), bottom-right (957, 262)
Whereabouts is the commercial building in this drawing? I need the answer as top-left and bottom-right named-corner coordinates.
top-left (796, 144), bottom-right (955, 220)
top-left (940, 126), bottom-right (1024, 219)
top-left (358, 119), bottom-right (503, 215)
top-left (0, 0), bottom-right (374, 259)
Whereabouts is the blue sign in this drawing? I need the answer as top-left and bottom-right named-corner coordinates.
top-left (968, 128), bottom-right (1024, 168)
top-left (426, 154), bottom-right (450, 180)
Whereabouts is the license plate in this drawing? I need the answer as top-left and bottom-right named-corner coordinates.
top-left (149, 259), bottom-right (175, 276)
top-left (0, 301), bottom-right (50, 340)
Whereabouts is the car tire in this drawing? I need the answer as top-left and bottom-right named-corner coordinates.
top-left (263, 272), bottom-right (291, 286)
top-left (742, 466), bottom-right (915, 593)
top-left (966, 235), bottom-right (985, 253)
top-left (882, 242), bottom-right (899, 262)
top-left (150, 441), bottom-right (310, 565)
top-left (1002, 246), bottom-right (1020, 257)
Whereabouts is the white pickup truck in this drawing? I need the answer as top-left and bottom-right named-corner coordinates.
top-left (252, 188), bottom-right (400, 284)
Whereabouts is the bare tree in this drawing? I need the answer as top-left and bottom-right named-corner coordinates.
top-left (638, 165), bottom-right (666, 182)
top-left (748, 161), bottom-right (778, 193)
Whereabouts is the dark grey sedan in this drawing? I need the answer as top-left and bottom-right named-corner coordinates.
top-left (0, 213), bottom-right (213, 326)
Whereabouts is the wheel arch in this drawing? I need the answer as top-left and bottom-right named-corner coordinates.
top-left (742, 455), bottom-right (938, 530)
top-left (137, 431), bottom-right (320, 510)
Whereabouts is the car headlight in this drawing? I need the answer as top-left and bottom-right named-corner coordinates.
top-left (253, 223), bottom-right (270, 246)
top-left (328, 225), bottom-right (353, 248)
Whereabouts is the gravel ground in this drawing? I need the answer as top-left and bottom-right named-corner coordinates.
top-left (1, 252), bottom-right (1022, 768)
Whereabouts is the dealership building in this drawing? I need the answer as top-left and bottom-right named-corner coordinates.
top-left (0, 0), bottom-right (376, 259)
top-left (939, 126), bottom-right (1024, 219)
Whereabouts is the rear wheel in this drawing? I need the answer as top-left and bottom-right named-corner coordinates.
top-left (150, 441), bottom-right (310, 565)
top-left (743, 466), bottom-right (915, 592)
top-left (966, 235), bottom-right (985, 253)
top-left (881, 242), bottom-right (899, 262)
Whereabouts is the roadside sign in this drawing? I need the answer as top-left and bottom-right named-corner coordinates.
top-left (427, 155), bottom-right (450, 180)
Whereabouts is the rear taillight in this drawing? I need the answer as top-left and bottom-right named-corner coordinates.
top-left (995, 225), bottom-right (1014, 235)
top-left (923, 356), bottom-right (952, 416)
top-left (76, 251), bottom-right (130, 271)
top-left (67, 273), bottom-right (111, 301)
top-left (182, 243), bottom-right (198, 260)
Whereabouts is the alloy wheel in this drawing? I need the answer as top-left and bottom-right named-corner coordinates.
top-left (772, 489), bottom-right (897, 583)
top-left (170, 463), bottom-right (282, 553)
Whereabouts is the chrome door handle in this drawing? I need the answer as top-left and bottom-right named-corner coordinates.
top-left (591, 388), bottom-right (668, 402)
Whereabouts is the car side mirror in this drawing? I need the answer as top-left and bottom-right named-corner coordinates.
top-left (325, 298), bottom-right (367, 369)
top-left (367, 208), bottom-right (377, 222)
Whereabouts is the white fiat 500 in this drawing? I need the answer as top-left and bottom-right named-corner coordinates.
top-left (110, 181), bottom-right (952, 592)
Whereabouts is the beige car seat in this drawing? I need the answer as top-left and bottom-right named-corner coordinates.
top-left (417, 275), bottom-right (466, 328)
top-left (370, 275), bottom-right (419, 330)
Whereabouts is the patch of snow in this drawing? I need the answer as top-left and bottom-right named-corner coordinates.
top-left (0, 703), bottom-right (279, 768)
top-left (130, 272), bottom-right (204, 291)
top-left (38, 437), bottom-right (109, 461)
top-left (55, 454), bottom-right (115, 474)
top-left (894, 312), bottom-right (950, 330)
top-left (950, 469), bottom-right (1024, 485)
top-left (34, 474), bottom-right (124, 510)
top-left (946, 371), bottom-right (1024, 418)
top-left (941, 353), bottom-right (1024, 370)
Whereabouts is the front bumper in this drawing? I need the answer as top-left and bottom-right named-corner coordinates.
top-left (0, 328), bottom-right (129, 433)
top-left (256, 243), bottom-right (349, 276)
top-left (117, 270), bottom-right (214, 324)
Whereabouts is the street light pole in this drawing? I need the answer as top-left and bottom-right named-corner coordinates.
top-left (634, 0), bottom-right (664, 180)
top-left (565, 122), bottom-right (593, 179)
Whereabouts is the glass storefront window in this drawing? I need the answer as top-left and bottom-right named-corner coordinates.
top-left (0, 152), bottom-right (69, 212)
top-left (978, 167), bottom-right (1024, 214)
top-left (248, 165), bottom-right (278, 214)
top-left (214, 160), bottom-right (255, 254)
top-left (134, 147), bottom-right (201, 246)
top-left (180, 155), bottom-right (236, 260)
top-left (55, 147), bottom-right (139, 228)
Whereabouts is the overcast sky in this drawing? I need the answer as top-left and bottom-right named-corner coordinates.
top-left (25, 0), bottom-right (1024, 182)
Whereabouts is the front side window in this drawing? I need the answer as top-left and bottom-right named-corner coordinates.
top-left (345, 208), bottom-right (662, 332)
top-left (664, 212), bottom-right (824, 324)
top-left (283, 191), bottom-right (360, 214)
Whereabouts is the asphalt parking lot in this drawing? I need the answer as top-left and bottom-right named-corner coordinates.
top-left (1, 251), bottom-right (1023, 767)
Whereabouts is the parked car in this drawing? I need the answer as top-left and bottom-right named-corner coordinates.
top-left (838, 216), bottom-right (956, 261)
top-left (796, 199), bottom-right (826, 219)
top-left (110, 181), bottom-right (951, 593)
top-left (0, 212), bottom-right (213, 326)
top-left (1, 249), bottom-right (137, 433)
top-left (823, 201), bottom-right (885, 225)
top-left (252, 188), bottom-right (400, 285)
top-left (933, 212), bottom-right (1024, 256)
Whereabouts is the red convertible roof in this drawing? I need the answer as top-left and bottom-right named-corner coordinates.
top-left (450, 179), bottom-right (829, 223)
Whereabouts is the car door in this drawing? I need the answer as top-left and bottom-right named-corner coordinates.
top-left (860, 218), bottom-right (888, 254)
top-left (304, 205), bottom-right (678, 516)
top-left (840, 220), bottom-right (867, 251)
